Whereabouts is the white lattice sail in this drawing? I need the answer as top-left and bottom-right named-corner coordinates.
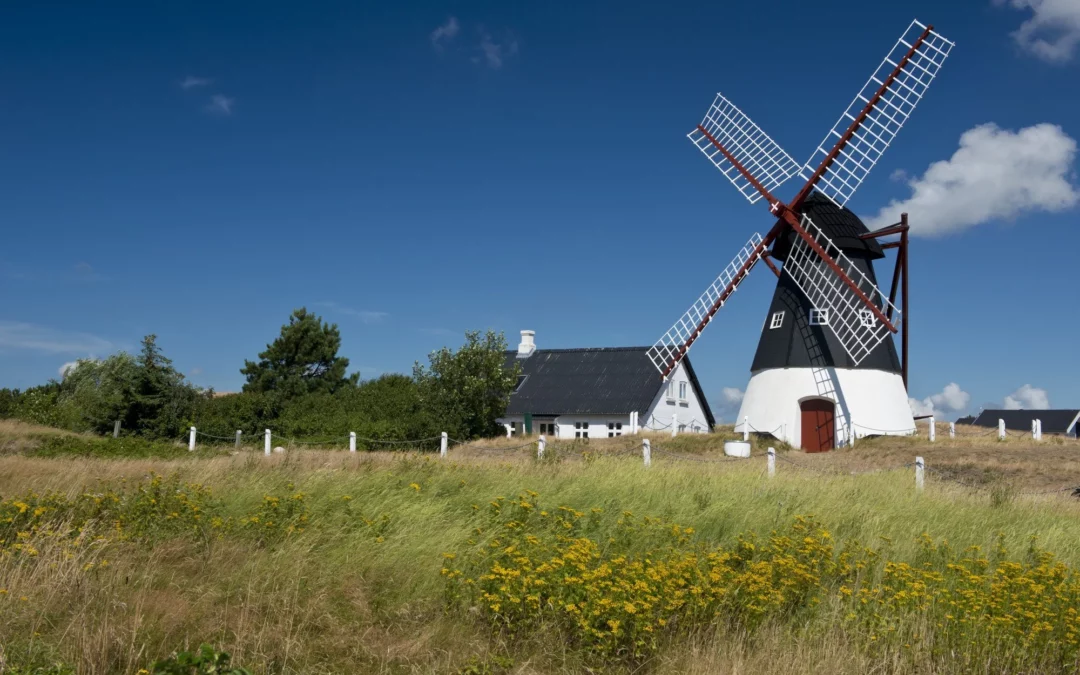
top-left (688, 94), bottom-right (802, 204)
top-left (647, 233), bottom-right (765, 375)
top-left (782, 214), bottom-right (901, 366)
top-left (801, 20), bottom-right (954, 207)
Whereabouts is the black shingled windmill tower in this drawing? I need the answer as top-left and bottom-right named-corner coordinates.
top-left (645, 20), bottom-right (955, 452)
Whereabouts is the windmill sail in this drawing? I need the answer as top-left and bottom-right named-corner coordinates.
top-left (688, 94), bottom-right (802, 205)
top-left (781, 213), bottom-right (901, 366)
top-left (647, 233), bottom-right (765, 377)
top-left (800, 20), bottom-right (954, 207)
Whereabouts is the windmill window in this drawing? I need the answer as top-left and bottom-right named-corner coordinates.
top-left (607, 422), bottom-right (623, 438)
top-left (859, 310), bottom-right (875, 327)
top-left (769, 311), bottom-right (785, 329)
top-left (574, 422), bottom-right (589, 439)
top-left (809, 308), bottom-right (830, 326)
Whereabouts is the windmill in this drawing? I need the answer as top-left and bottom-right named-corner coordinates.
top-left (646, 20), bottom-right (954, 452)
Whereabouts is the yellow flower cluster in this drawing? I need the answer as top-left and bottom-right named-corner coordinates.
top-left (444, 493), bottom-right (1080, 667)
top-left (443, 493), bottom-right (838, 658)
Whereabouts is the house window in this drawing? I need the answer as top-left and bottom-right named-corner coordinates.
top-left (512, 375), bottom-right (528, 392)
top-left (666, 381), bottom-right (676, 404)
top-left (574, 422), bottom-right (589, 439)
top-left (538, 422), bottom-right (556, 437)
top-left (607, 422), bottom-right (623, 438)
top-left (678, 381), bottom-right (687, 400)
top-left (769, 311), bottom-right (785, 329)
top-left (509, 422), bottom-right (518, 436)
top-left (678, 424), bottom-right (687, 433)
top-left (859, 309), bottom-right (875, 327)
top-left (809, 308), bottom-right (829, 326)
top-left (692, 424), bottom-right (701, 433)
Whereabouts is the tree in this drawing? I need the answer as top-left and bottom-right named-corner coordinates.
top-left (241, 308), bottom-right (358, 400)
top-left (413, 330), bottom-right (519, 440)
top-left (129, 334), bottom-right (200, 437)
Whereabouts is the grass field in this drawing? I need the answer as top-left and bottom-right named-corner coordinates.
top-left (1, 420), bottom-right (1079, 674)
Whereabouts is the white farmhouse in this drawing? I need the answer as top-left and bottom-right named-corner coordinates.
top-left (497, 331), bottom-right (715, 439)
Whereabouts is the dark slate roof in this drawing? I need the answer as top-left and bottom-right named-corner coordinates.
top-left (970, 409), bottom-right (1080, 434)
top-left (772, 192), bottom-right (886, 262)
top-left (955, 415), bottom-right (976, 426)
top-left (503, 347), bottom-right (715, 428)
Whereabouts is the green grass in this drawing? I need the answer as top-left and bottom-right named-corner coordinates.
top-left (2, 439), bottom-right (1080, 673)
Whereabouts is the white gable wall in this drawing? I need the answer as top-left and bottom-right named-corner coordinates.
top-left (642, 361), bottom-right (711, 433)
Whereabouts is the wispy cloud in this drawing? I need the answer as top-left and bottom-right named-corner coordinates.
top-left (712, 386), bottom-right (745, 424)
top-left (73, 261), bottom-right (104, 283)
top-left (476, 28), bottom-right (519, 69)
top-left (316, 302), bottom-right (388, 325)
top-left (180, 75), bottom-right (213, 90)
top-left (995, 0), bottom-right (1080, 63)
top-left (205, 94), bottom-right (235, 116)
top-left (867, 123), bottom-right (1078, 236)
top-left (431, 16), bottom-right (460, 50)
top-left (0, 321), bottom-right (113, 355)
top-left (421, 328), bottom-right (457, 337)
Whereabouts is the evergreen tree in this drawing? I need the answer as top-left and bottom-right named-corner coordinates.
top-left (240, 308), bottom-right (357, 400)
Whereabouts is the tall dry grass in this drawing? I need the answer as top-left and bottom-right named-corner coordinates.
top-left (1, 421), bottom-right (1079, 673)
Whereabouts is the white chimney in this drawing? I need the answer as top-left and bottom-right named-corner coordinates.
top-left (517, 330), bottom-right (536, 358)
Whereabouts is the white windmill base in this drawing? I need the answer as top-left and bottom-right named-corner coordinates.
top-left (734, 368), bottom-right (915, 449)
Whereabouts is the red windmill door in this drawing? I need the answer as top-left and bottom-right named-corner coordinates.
top-left (800, 399), bottom-right (835, 453)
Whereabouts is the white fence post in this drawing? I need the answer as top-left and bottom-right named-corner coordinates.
top-left (1032, 419), bottom-right (1038, 440)
top-left (767, 447), bottom-right (776, 478)
top-left (349, 431), bottom-right (357, 453)
top-left (949, 422), bottom-right (955, 439)
top-left (264, 429), bottom-right (271, 456)
top-left (929, 416), bottom-right (936, 443)
top-left (671, 412), bottom-right (678, 437)
top-left (632, 411), bottom-right (639, 435)
top-left (998, 419), bottom-right (1006, 441)
top-left (505, 423), bottom-right (512, 439)
top-left (743, 416), bottom-right (749, 442)
top-left (188, 426), bottom-right (196, 452)
top-left (113, 420), bottom-right (121, 438)
top-left (235, 430), bottom-right (242, 449)
top-left (440, 431), bottom-right (448, 458)
top-left (915, 456), bottom-right (925, 492)
top-left (1036, 419), bottom-right (1042, 441)
top-left (643, 438), bottom-right (651, 467)
top-left (537, 435), bottom-right (546, 459)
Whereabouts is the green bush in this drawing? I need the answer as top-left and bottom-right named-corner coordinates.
top-left (148, 644), bottom-right (251, 675)
top-left (21, 435), bottom-right (227, 459)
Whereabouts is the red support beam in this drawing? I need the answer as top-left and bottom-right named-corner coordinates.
top-left (761, 252), bottom-right (781, 278)
top-left (901, 213), bottom-right (910, 390)
top-left (860, 223), bottom-right (910, 240)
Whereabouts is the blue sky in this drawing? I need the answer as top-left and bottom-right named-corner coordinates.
top-left (1, 0), bottom-right (1078, 421)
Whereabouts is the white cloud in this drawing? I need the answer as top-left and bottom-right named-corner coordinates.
top-left (0, 322), bottom-right (113, 355)
top-left (205, 95), bottom-right (235, 115)
top-left (1003, 384), bottom-right (1050, 409)
top-left (867, 123), bottom-right (1079, 236)
top-left (477, 30), bottom-right (519, 69)
top-left (995, 0), bottom-right (1080, 63)
top-left (721, 387), bottom-right (744, 405)
top-left (431, 17), bottom-right (460, 49)
top-left (58, 361), bottom-right (79, 378)
top-left (316, 302), bottom-right (388, 325)
top-left (180, 75), bottom-right (213, 90)
top-left (713, 386), bottom-right (745, 423)
top-left (909, 382), bottom-right (971, 418)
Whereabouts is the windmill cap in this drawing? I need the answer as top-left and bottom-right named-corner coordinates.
top-left (770, 192), bottom-right (886, 263)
